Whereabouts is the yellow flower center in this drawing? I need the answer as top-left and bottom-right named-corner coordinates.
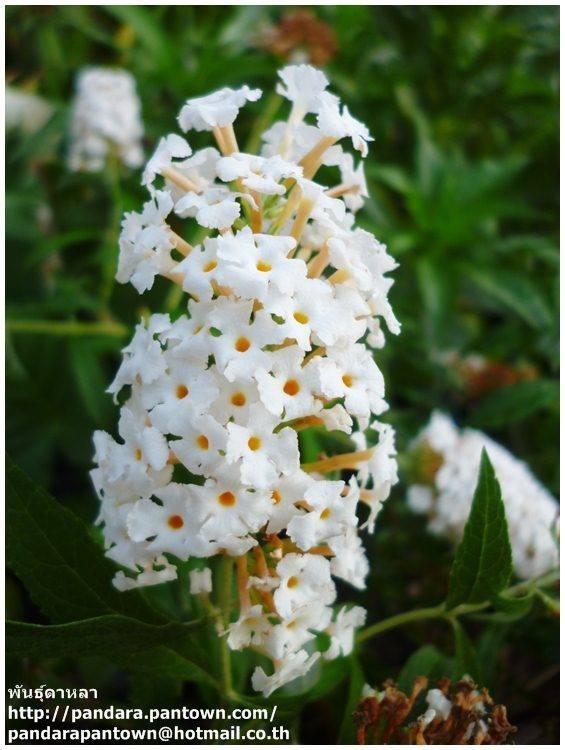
top-left (247, 436), bottom-right (262, 451)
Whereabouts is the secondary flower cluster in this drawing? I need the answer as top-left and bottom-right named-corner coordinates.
top-left (407, 412), bottom-right (559, 580)
top-left (92, 64), bottom-right (399, 696)
top-left (68, 67), bottom-right (144, 172)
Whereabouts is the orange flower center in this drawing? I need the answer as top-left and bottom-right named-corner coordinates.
top-left (256, 260), bottom-right (272, 272)
top-left (230, 392), bottom-right (246, 407)
top-left (196, 435), bottom-right (209, 450)
top-left (168, 515), bottom-right (184, 530)
top-left (293, 311), bottom-right (309, 325)
top-left (342, 374), bottom-right (354, 388)
top-left (176, 384), bottom-right (189, 399)
top-left (218, 491), bottom-right (236, 507)
top-left (271, 489), bottom-right (282, 504)
top-left (235, 336), bottom-right (251, 353)
top-left (283, 379), bottom-right (300, 396)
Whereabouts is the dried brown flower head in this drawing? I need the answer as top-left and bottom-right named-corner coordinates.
top-left (255, 10), bottom-right (338, 66)
top-left (354, 677), bottom-right (516, 745)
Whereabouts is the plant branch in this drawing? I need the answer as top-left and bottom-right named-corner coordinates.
top-left (357, 568), bottom-right (560, 645)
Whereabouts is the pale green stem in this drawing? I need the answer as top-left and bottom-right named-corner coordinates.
top-left (357, 568), bottom-right (560, 645)
top-left (6, 319), bottom-right (128, 337)
top-left (217, 555), bottom-right (235, 700)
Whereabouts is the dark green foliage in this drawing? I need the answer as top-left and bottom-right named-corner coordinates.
top-left (446, 450), bottom-right (512, 609)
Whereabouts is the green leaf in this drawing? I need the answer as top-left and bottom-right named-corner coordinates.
top-left (470, 380), bottom-right (559, 428)
top-left (6, 454), bottom-right (162, 624)
top-left (397, 645), bottom-right (445, 693)
top-left (446, 449), bottom-right (512, 609)
top-left (465, 267), bottom-right (554, 329)
top-left (124, 646), bottom-right (218, 690)
top-left (451, 620), bottom-right (482, 683)
top-left (6, 616), bottom-right (202, 660)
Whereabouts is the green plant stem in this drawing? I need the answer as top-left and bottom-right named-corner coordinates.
top-left (217, 555), bottom-right (235, 701)
top-left (357, 604), bottom-right (447, 644)
top-left (6, 319), bottom-right (128, 337)
top-left (101, 153), bottom-right (123, 304)
top-left (357, 568), bottom-right (560, 645)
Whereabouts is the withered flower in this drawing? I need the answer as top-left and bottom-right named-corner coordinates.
top-left (255, 10), bottom-right (338, 67)
top-left (354, 677), bottom-right (516, 745)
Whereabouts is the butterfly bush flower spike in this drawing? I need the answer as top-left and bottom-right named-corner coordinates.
top-left (407, 411), bottom-right (559, 580)
top-left (92, 65), bottom-right (400, 697)
top-left (68, 68), bottom-right (144, 172)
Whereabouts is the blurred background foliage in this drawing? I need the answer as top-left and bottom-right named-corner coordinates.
top-left (6, 5), bottom-right (559, 743)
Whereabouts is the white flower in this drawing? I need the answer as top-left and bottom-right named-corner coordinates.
top-left (264, 470), bottom-right (315, 535)
top-left (255, 345), bottom-right (322, 421)
top-left (227, 605), bottom-right (272, 650)
top-left (318, 343), bottom-right (387, 420)
top-left (178, 85), bottom-right (262, 131)
top-left (208, 299), bottom-right (285, 382)
top-left (174, 237), bottom-right (220, 302)
top-left (68, 67), bottom-right (143, 172)
top-left (189, 567), bottom-right (213, 595)
top-left (407, 412), bottom-right (559, 579)
top-left (217, 153), bottom-right (302, 195)
top-left (143, 133), bottom-right (192, 187)
top-left (316, 91), bottom-right (373, 156)
top-left (140, 355), bottom-right (219, 436)
top-left (126, 484), bottom-right (214, 559)
top-left (175, 186), bottom-right (242, 230)
top-left (114, 564), bottom-right (177, 592)
top-left (287, 479), bottom-right (356, 551)
top-left (196, 473), bottom-right (270, 554)
top-left (215, 227), bottom-right (302, 301)
top-left (263, 602), bottom-right (331, 660)
top-left (170, 413), bottom-right (227, 477)
top-left (276, 64), bottom-right (329, 118)
top-left (225, 411), bottom-right (299, 489)
top-left (117, 191), bottom-right (175, 293)
top-left (358, 421), bottom-right (399, 532)
top-left (251, 650), bottom-right (320, 698)
top-left (329, 525), bottom-right (369, 589)
top-left (6, 86), bottom-right (53, 134)
top-left (273, 553), bottom-right (336, 618)
top-left (324, 605), bottom-right (366, 660)
top-left (108, 315), bottom-right (171, 396)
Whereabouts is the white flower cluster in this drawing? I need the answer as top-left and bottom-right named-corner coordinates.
top-left (407, 412), bottom-right (559, 580)
top-left (92, 64), bottom-right (400, 696)
top-left (6, 86), bottom-right (53, 134)
top-left (68, 68), bottom-right (144, 172)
